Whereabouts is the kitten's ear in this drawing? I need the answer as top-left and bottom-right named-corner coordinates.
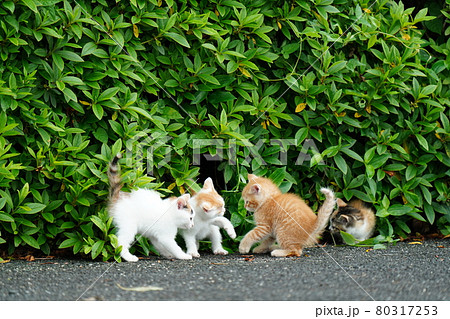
top-left (250, 184), bottom-right (261, 194)
top-left (337, 198), bottom-right (347, 207)
top-left (177, 194), bottom-right (190, 209)
top-left (203, 177), bottom-right (214, 190)
top-left (202, 202), bottom-right (212, 212)
top-left (248, 174), bottom-right (257, 181)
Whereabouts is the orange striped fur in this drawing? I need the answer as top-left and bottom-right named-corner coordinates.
top-left (239, 174), bottom-right (336, 257)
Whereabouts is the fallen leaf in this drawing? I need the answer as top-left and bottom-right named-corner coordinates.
top-left (408, 242), bottom-right (423, 245)
top-left (210, 262), bottom-right (228, 265)
top-left (365, 248), bottom-right (373, 252)
top-left (116, 283), bottom-right (163, 292)
top-left (0, 259), bottom-right (10, 264)
top-left (241, 255), bottom-right (255, 262)
top-left (437, 245), bottom-right (445, 248)
top-left (24, 255), bottom-right (35, 261)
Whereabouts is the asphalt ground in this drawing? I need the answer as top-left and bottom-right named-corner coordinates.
top-left (1, 239), bottom-right (449, 302)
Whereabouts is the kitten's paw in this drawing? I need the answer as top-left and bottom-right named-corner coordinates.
top-left (252, 245), bottom-right (270, 254)
top-left (213, 248), bottom-right (228, 255)
top-left (188, 251), bottom-right (201, 258)
top-left (177, 254), bottom-right (193, 260)
top-left (239, 243), bottom-right (250, 254)
top-left (226, 228), bottom-right (237, 239)
top-left (271, 249), bottom-right (301, 258)
top-left (123, 254), bottom-right (139, 262)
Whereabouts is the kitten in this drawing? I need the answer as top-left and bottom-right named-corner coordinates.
top-left (329, 199), bottom-right (376, 242)
top-left (180, 178), bottom-right (236, 257)
top-left (108, 154), bottom-right (194, 262)
top-left (239, 174), bottom-right (336, 257)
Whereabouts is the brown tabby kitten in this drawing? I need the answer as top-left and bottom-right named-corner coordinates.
top-left (239, 174), bottom-right (336, 257)
top-left (329, 199), bottom-right (376, 242)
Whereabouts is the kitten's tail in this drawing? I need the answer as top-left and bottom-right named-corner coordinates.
top-left (108, 153), bottom-right (122, 202)
top-left (311, 188), bottom-right (336, 241)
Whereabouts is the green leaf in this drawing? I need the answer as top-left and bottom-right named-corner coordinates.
top-left (164, 32), bottom-right (190, 48)
top-left (415, 134), bottom-right (429, 151)
top-left (98, 87), bottom-right (119, 101)
top-left (424, 203), bottom-right (435, 224)
top-left (55, 50), bottom-right (84, 62)
top-left (42, 212), bottom-right (54, 223)
top-left (0, 213), bottom-right (14, 222)
top-left (92, 104), bottom-right (104, 120)
top-left (21, 0), bottom-right (38, 13)
top-left (341, 148), bottom-right (363, 162)
top-left (209, 91), bottom-right (236, 104)
top-left (20, 234), bottom-right (40, 249)
top-left (328, 61), bottom-right (347, 74)
top-left (198, 74), bottom-right (220, 85)
top-left (18, 203), bottom-right (46, 214)
top-left (91, 215), bottom-right (106, 233)
top-left (268, 168), bottom-right (286, 186)
top-left (91, 240), bottom-right (105, 259)
top-left (334, 154), bottom-right (348, 174)
top-left (59, 237), bottom-right (79, 249)
top-left (388, 205), bottom-right (412, 216)
top-left (340, 231), bottom-right (357, 245)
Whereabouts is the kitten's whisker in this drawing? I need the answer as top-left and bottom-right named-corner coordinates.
top-left (72, 0), bottom-right (199, 125)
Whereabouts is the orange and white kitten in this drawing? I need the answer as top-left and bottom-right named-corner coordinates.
top-left (239, 174), bottom-right (336, 257)
top-left (180, 178), bottom-right (236, 257)
top-left (329, 199), bottom-right (376, 241)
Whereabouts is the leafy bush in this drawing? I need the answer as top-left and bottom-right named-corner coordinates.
top-left (0, 0), bottom-right (448, 261)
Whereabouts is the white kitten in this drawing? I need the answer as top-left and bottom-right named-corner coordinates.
top-left (180, 178), bottom-right (236, 257)
top-left (108, 154), bottom-right (194, 262)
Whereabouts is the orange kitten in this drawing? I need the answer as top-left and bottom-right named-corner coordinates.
top-left (239, 174), bottom-right (336, 257)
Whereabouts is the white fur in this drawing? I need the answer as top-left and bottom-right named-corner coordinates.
top-left (109, 189), bottom-right (194, 262)
top-left (180, 178), bottom-right (236, 257)
top-left (346, 220), bottom-right (373, 241)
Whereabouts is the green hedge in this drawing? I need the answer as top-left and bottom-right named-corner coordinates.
top-left (0, 0), bottom-right (449, 261)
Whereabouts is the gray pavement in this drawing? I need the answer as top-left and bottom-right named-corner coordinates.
top-left (0, 239), bottom-right (449, 301)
